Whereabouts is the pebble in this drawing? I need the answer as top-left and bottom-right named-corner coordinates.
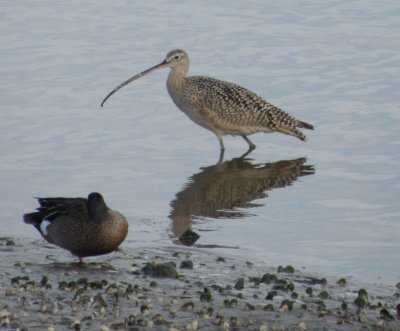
top-left (298, 321), bottom-right (307, 330)
top-left (181, 301), bottom-right (195, 311)
top-left (186, 319), bottom-right (198, 330)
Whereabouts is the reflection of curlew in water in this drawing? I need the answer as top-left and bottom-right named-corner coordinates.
top-left (169, 157), bottom-right (314, 239)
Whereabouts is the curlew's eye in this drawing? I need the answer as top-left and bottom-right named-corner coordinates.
top-left (174, 55), bottom-right (180, 60)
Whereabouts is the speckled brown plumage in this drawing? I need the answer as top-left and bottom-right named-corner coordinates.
top-left (171, 75), bottom-right (312, 141)
top-left (23, 192), bottom-right (128, 261)
top-left (101, 49), bottom-right (314, 152)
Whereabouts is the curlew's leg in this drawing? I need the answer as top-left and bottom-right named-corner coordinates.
top-left (218, 148), bottom-right (225, 163)
top-left (217, 135), bottom-right (225, 151)
top-left (241, 135), bottom-right (256, 150)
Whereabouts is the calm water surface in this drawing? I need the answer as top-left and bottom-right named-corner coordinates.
top-left (1, 1), bottom-right (399, 284)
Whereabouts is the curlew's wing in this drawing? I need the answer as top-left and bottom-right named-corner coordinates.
top-left (187, 76), bottom-right (312, 140)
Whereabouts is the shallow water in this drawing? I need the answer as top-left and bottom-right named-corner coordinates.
top-left (1, 1), bottom-right (399, 284)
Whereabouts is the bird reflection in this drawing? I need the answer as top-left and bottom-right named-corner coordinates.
top-left (169, 157), bottom-right (314, 239)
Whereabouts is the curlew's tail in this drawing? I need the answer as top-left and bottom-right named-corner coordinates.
top-left (276, 118), bottom-right (314, 142)
top-left (293, 129), bottom-right (308, 142)
top-left (298, 120), bottom-right (314, 130)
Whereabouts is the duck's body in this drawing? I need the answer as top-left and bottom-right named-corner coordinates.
top-left (23, 192), bottom-right (128, 262)
top-left (101, 49), bottom-right (314, 152)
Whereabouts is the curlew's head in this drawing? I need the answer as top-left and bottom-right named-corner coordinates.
top-left (164, 49), bottom-right (189, 69)
top-left (101, 49), bottom-right (189, 107)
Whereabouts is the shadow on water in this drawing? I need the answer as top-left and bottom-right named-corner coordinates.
top-left (169, 157), bottom-right (315, 241)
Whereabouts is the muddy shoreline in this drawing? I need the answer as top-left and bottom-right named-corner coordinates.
top-left (0, 237), bottom-right (399, 330)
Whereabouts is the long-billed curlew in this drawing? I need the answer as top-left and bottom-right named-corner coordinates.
top-left (101, 49), bottom-right (314, 153)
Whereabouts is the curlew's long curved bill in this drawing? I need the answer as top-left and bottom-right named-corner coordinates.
top-left (101, 60), bottom-right (168, 107)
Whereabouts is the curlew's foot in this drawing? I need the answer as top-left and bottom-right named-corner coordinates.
top-left (241, 135), bottom-right (256, 150)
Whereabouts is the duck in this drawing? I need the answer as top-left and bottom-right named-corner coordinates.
top-left (23, 192), bottom-right (128, 262)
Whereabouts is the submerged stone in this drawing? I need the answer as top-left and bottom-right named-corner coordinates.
top-left (234, 277), bottom-right (245, 290)
top-left (277, 265), bottom-right (295, 273)
top-left (265, 290), bottom-right (277, 300)
top-left (280, 299), bottom-right (293, 311)
top-left (178, 229), bottom-right (200, 246)
top-left (200, 287), bottom-right (213, 302)
top-left (318, 290), bottom-right (329, 299)
top-left (317, 301), bottom-right (327, 313)
top-left (6, 239), bottom-right (15, 246)
top-left (181, 301), bottom-right (195, 311)
top-left (380, 307), bottom-right (395, 321)
top-left (180, 260), bottom-right (193, 269)
top-left (223, 298), bottom-right (238, 308)
top-left (245, 302), bottom-right (256, 310)
top-left (260, 273), bottom-right (278, 284)
top-left (142, 262), bottom-right (178, 278)
top-left (354, 288), bottom-right (369, 308)
top-left (91, 293), bottom-right (107, 309)
top-left (264, 303), bottom-right (274, 311)
top-left (287, 283), bottom-right (295, 291)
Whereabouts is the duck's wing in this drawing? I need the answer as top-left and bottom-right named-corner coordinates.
top-left (23, 197), bottom-right (89, 227)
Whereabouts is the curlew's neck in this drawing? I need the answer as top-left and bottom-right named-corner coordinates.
top-left (167, 66), bottom-right (187, 88)
top-left (166, 58), bottom-right (189, 99)
top-left (167, 70), bottom-right (186, 103)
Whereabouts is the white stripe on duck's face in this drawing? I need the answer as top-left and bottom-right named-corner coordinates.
top-left (40, 220), bottom-right (51, 236)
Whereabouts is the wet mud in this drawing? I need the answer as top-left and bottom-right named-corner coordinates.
top-left (0, 238), bottom-right (399, 330)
